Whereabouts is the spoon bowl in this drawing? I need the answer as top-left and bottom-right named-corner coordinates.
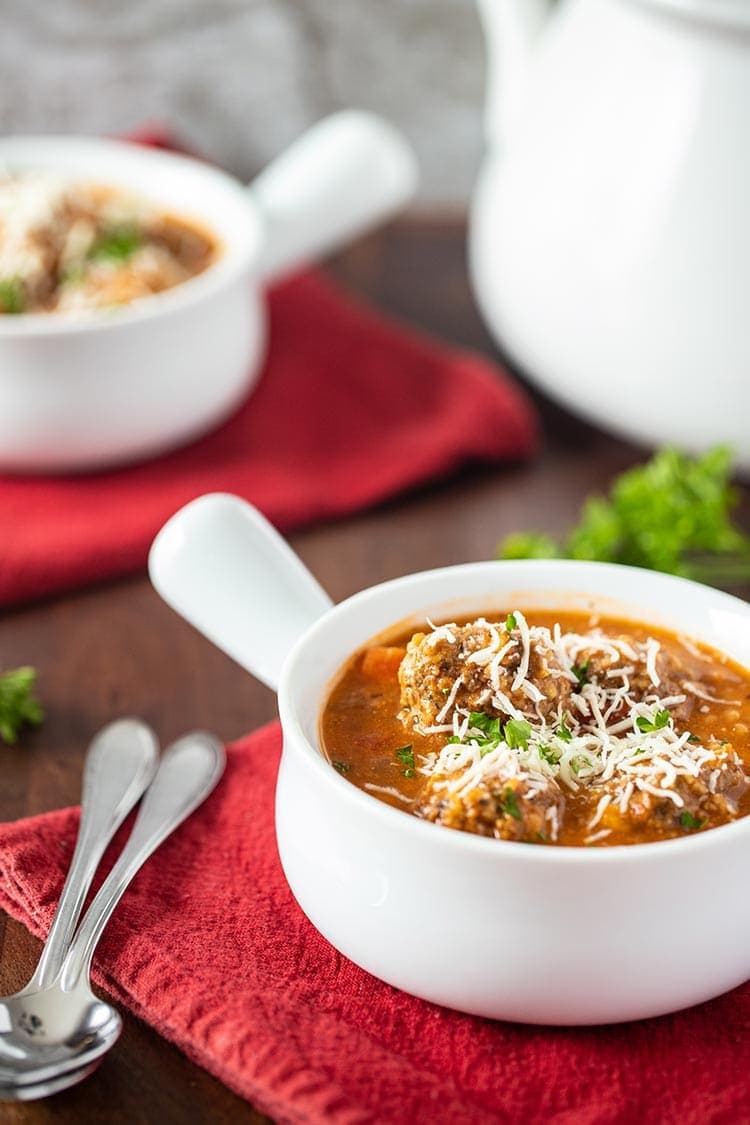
top-left (0, 1059), bottom-right (101, 1101)
top-left (0, 982), bottom-right (121, 1085)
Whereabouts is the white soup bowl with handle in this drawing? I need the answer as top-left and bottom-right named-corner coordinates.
top-left (0, 113), bottom-right (416, 472)
top-left (149, 493), bottom-right (750, 1025)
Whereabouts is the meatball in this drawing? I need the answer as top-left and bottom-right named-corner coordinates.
top-left (398, 619), bottom-right (572, 733)
top-left (577, 633), bottom-right (742, 724)
top-left (600, 744), bottom-right (749, 836)
top-left (416, 773), bottom-right (565, 843)
top-left (569, 637), bottom-right (693, 726)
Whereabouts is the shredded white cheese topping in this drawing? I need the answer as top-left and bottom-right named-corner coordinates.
top-left (410, 611), bottom-right (742, 841)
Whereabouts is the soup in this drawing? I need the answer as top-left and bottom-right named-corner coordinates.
top-left (0, 173), bottom-right (217, 315)
top-left (321, 609), bottom-right (750, 846)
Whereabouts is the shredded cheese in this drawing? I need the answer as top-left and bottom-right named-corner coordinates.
top-left (410, 610), bottom-right (743, 836)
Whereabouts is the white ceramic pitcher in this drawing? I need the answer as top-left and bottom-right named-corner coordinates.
top-left (470, 0), bottom-right (750, 465)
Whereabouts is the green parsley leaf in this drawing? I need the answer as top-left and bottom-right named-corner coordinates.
top-left (0, 277), bottom-right (24, 314)
top-left (498, 786), bottom-right (522, 820)
top-left (538, 744), bottom-right (561, 765)
top-left (535, 830), bottom-right (547, 843)
top-left (500, 532), bottom-right (561, 561)
top-left (332, 760), bottom-right (351, 775)
top-left (469, 711), bottom-right (499, 736)
top-left (636, 709), bottom-right (671, 734)
top-left (497, 446), bottom-right (750, 588)
top-left (505, 613), bottom-right (517, 631)
top-left (556, 722), bottom-right (573, 743)
top-left (465, 714), bottom-right (503, 756)
top-left (0, 667), bottom-right (43, 744)
top-left (679, 810), bottom-right (706, 831)
top-left (571, 660), bottom-right (589, 687)
top-left (503, 718), bottom-right (532, 750)
top-left (88, 225), bottom-right (141, 263)
top-left (395, 744), bottom-right (415, 774)
top-left (687, 734), bottom-right (701, 744)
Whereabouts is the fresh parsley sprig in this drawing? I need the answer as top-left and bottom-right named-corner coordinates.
top-left (454, 713), bottom-right (533, 757)
top-left (0, 277), bottom-right (24, 314)
top-left (636, 709), bottom-right (671, 735)
top-left (395, 744), bottom-right (416, 777)
top-left (0, 666), bottom-right (43, 744)
top-left (88, 225), bottom-right (141, 263)
top-left (679, 810), bottom-right (706, 831)
top-left (499, 446), bottom-right (750, 587)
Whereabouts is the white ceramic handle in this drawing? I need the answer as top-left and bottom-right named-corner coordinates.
top-left (149, 495), bottom-right (333, 691)
top-left (248, 110), bottom-right (417, 283)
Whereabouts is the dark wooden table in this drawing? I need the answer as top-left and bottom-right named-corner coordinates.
top-left (0, 219), bottom-right (651, 1123)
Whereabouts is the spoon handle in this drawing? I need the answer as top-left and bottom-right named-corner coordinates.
top-left (60, 731), bottom-right (225, 991)
top-left (32, 719), bottom-right (159, 989)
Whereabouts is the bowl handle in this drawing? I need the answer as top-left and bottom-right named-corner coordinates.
top-left (148, 494), bottom-right (333, 692)
top-left (248, 110), bottom-right (417, 284)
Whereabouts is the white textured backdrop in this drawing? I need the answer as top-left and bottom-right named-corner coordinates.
top-left (0, 0), bottom-right (486, 208)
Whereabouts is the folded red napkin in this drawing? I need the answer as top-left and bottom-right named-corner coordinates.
top-left (1, 722), bottom-right (748, 1124)
top-left (0, 271), bottom-right (537, 609)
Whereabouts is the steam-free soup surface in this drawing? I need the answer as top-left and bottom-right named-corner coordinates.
top-left (0, 174), bottom-right (216, 315)
top-left (321, 610), bottom-right (750, 846)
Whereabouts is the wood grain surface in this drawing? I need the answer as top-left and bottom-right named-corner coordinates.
top-left (0, 220), bottom-right (672, 1122)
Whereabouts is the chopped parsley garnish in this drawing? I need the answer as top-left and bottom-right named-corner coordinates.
top-left (469, 712), bottom-right (501, 739)
top-left (636, 709), bottom-right (670, 734)
top-left (0, 277), bottom-right (24, 314)
top-left (679, 811), bottom-right (706, 831)
top-left (570, 755), bottom-right (591, 776)
top-left (395, 744), bottom-right (415, 775)
top-left (467, 713), bottom-right (532, 754)
top-left (556, 722), bottom-right (573, 743)
top-left (503, 718), bottom-right (532, 750)
top-left (687, 734), bottom-right (701, 744)
top-left (539, 744), bottom-right (561, 765)
top-left (88, 225), bottom-right (141, 263)
top-left (332, 760), bottom-right (350, 775)
top-left (0, 667), bottom-right (43, 744)
top-left (499, 786), bottom-right (522, 820)
top-left (571, 660), bottom-right (589, 687)
top-left (498, 446), bottom-right (750, 588)
top-left (505, 613), bottom-right (517, 632)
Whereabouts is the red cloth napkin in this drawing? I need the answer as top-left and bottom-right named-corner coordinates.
top-left (0, 271), bottom-right (537, 608)
top-left (1, 722), bottom-right (748, 1124)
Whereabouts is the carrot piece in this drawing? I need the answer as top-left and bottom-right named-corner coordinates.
top-left (361, 646), bottom-right (406, 680)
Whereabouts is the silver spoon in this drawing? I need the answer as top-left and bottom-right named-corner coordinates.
top-left (0, 730), bottom-right (225, 1099)
top-left (0, 718), bottom-right (157, 1100)
top-left (13, 718), bottom-right (159, 992)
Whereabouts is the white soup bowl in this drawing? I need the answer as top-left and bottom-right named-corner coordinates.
top-left (0, 114), bottom-right (416, 472)
top-left (149, 494), bottom-right (750, 1025)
